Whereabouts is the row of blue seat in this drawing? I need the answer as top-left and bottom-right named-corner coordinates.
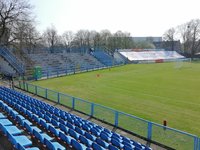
top-left (1, 92), bottom-right (103, 150)
top-left (0, 86), bottom-right (152, 150)
top-left (0, 109), bottom-right (39, 150)
top-left (0, 95), bottom-right (67, 150)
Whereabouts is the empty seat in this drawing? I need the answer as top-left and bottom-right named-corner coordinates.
top-left (71, 139), bottom-right (87, 150)
top-left (92, 142), bottom-right (106, 150)
top-left (44, 138), bottom-right (66, 150)
top-left (33, 129), bottom-right (53, 144)
top-left (0, 112), bottom-right (6, 119)
top-left (49, 124), bottom-right (61, 137)
top-left (111, 138), bottom-right (124, 149)
top-left (17, 143), bottom-right (40, 150)
top-left (40, 119), bottom-right (50, 130)
top-left (24, 122), bottom-right (41, 134)
top-left (59, 123), bottom-right (69, 134)
top-left (66, 122), bottom-right (75, 130)
top-left (0, 119), bottom-right (13, 126)
top-left (108, 144), bottom-right (118, 150)
top-left (91, 128), bottom-right (100, 137)
top-left (100, 132), bottom-right (111, 142)
top-left (51, 119), bottom-right (59, 127)
top-left (85, 132), bottom-right (96, 141)
top-left (69, 128), bottom-right (80, 140)
top-left (59, 131), bottom-right (74, 145)
top-left (75, 126), bottom-right (85, 135)
top-left (96, 138), bottom-right (109, 148)
top-left (79, 135), bottom-right (93, 147)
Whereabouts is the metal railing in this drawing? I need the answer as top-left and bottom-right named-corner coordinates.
top-left (15, 81), bottom-right (200, 150)
top-left (0, 47), bottom-right (24, 74)
top-left (33, 64), bottom-right (123, 80)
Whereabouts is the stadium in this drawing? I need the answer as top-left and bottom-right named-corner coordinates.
top-left (1, 44), bottom-right (200, 150)
top-left (1, 0), bottom-right (200, 150)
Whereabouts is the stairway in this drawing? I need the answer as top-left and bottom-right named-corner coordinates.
top-left (0, 47), bottom-right (25, 75)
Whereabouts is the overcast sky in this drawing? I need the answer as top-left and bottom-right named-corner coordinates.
top-left (30, 0), bottom-right (200, 36)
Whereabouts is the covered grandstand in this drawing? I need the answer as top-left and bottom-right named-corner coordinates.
top-left (118, 49), bottom-right (185, 63)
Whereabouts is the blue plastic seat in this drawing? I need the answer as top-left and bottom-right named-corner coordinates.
top-left (74, 120), bottom-right (82, 127)
top-left (44, 114), bottom-right (51, 122)
top-left (52, 115), bottom-right (59, 121)
top-left (59, 123), bottom-right (69, 134)
top-left (123, 144), bottom-right (134, 150)
top-left (4, 105), bottom-right (12, 114)
top-left (8, 134), bottom-right (32, 148)
top-left (37, 111), bottom-right (44, 118)
top-left (24, 122), bottom-right (41, 134)
top-left (112, 136), bottom-right (123, 143)
top-left (71, 139), bottom-right (87, 150)
top-left (75, 126), bottom-right (85, 135)
top-left (132, 141), bottom-right (145, 150)
top-left (69, 128), bottom-right (80, 140)
top-left (66, 122), bottom-right (75, 130)
top-left (0, 119), bottom-right (13, 126)
top-left (103, 128), bottom-right (112, 135)
top-left (100, 132), bottom-right (111, 142)
top-left (96, 138), bottom-right (109, 148)
top-left (92, 142), bottom-right (106, 150)
top-left (20, 107), bottom-right (27, 115)
top-left (26, 110), bottom-right (33, 119)
top-left (9, 109), bottom-right (19, 119)
top-left (79, 135), bottom-right (93, 147)
top-left (51, 118), bottom-right (59, 127)
top-left (46, 112), bottom-right (52, 118)
top-left (91, 128), bottom-right (100, 137)
top-left (59, 118), bottom-right (66, 125)
top-left (0, 113), bottom-right (6, 119)
top-left (59, 131), bottom-right (74, 145)
top-left (82, 124), bottom-right (91, 132)
top-left (40, 119), bottom-right (50, 130)
top-left (85, 132), bottom-right (96, 141)
top-left (32, 114), bottom-right (40, 124)
top-left (108, 144), bottom-right (118, 150)
top-left (49, 124), bottom-right (61, 137)
top-left (44, 138), bottom-right (66, 150)
top-left (67, 117), bottom-right (74, 124)
top-left (17, 143), bottom-right (40, 150)
top-left (111, 138), bottom-right (124, 149)
top-left (33, 129), bottom-right (53, 144)
top-left (2, 125), bottom-right (22, 136)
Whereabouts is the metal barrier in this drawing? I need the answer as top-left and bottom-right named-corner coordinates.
top-left (16, 81), bottom-right (200, 150)
top-left (33, 64), bottom-right (123, 80)
top-left (0, 47), bottom-right (24, 74)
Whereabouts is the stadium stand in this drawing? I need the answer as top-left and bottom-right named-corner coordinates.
top-left (118, 49), bottom-right (185, 63)
top-left (28, 53), bottom-right (105, 76)
top-left (92, 51), bottom-right (116, 66)
top-left (0, 86), bottom-right (152, 150)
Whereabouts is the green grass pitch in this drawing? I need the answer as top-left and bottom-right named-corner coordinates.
top-left (32, 62), bottom-right (200, 136)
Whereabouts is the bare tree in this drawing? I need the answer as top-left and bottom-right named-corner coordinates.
top-left (100, 29), bottom-right (112, 47)
top-left (13, 21), bottom-right (41, 53)
top-left (163, 27), bottom-right (176, 50)
top-left (43, 25), bottom-right (59, 53)
top-left (178, 19), bottom-right (200, 58)
top-left (0, 0), bottom-right (33, 46)
top-left (62, 31), bottom-right (74, 51)
top-left (74, 30), bottom-right (90, 48)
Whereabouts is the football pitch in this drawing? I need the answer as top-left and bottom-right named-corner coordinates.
top-left (32, 62), bottom-right (200, 136)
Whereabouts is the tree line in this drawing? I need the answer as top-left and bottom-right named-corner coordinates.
top-left (1, 0), bottom-right (200, 56)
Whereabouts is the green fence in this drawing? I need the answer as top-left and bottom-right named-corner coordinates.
top-left (15, 81), bottom-right (200, 150)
